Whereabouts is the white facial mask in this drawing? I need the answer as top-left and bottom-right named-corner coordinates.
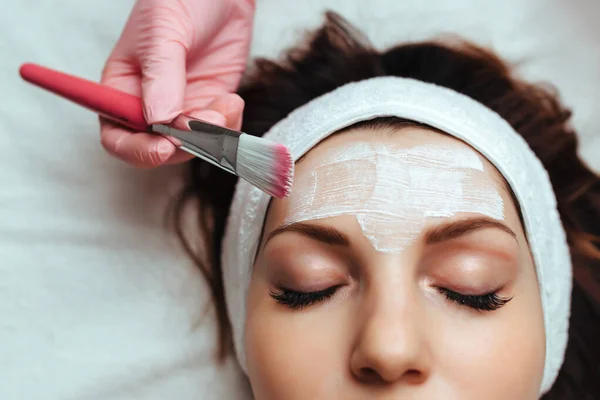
top-left (285, 142), bottom-right (505, 252)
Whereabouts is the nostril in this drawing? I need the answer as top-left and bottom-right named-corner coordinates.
top-left (358, 367), bottom-right (384, 384)
top-left (404, 369), bottom-right (426, 384)
top-left (357, 367), bottom-right (425, 385)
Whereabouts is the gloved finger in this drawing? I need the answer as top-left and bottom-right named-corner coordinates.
top-left (100, 60), bottom-right (174, 167)
top-left (163, 149), bottom-right (195, 165)
top-left (100, 118), bottom-right (175, 168)
top-left (228, 95), bottom-right (245, 131)
top-left (100, 58), bottom-right (143, 96)
top-left (135, 1), bottom-right (190, 125)
top-left (164, 109), bottom-right (228, 165)
top-left (100, 60), bottom-right (169, 166)
top-left (100, 106), bottom-right (235, 168)
top-left (185, 92), bottom-right (245, 130)
top-left (140, 41), bottom-right (187, 125)
top-left (183, 0), bottom-right (255, 96)
top-left (191, 93), bottom-right (245, 130)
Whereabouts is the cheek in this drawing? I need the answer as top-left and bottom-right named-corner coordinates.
top-left (244, 278), bottom-right (349, 398)
top-left (438, 273), bottom-right (545, 397)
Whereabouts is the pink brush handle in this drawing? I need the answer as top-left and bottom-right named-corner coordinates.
top-left (19, 63), bottom-right (149, 132)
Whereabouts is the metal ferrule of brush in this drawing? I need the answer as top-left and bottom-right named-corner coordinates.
top-left (152, 119), bottom-right (241, 174)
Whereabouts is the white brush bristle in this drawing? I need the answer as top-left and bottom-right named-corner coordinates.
top-left (236, 134), bottom-right (294, 198)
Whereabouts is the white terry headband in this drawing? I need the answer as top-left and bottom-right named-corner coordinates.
top-left (222, 76), bottom-right (572, 394)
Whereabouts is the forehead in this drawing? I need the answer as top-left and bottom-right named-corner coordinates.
top-left (264, 125), bottom-right (517, 253)
top-left (293, 126), bottom-right (507, 188)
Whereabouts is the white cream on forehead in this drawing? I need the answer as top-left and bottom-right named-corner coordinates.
top-left (285, 142), bottom-right (505, 252)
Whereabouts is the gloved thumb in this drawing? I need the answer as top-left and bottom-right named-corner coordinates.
top-left (139, 40), bottom-right (188, 125)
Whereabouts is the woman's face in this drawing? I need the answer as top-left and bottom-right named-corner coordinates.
top-left (245, 126), bottom-right (545, 399)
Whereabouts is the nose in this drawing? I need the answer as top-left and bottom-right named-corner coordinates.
top-left (350, 290), bottom-right (431, 385)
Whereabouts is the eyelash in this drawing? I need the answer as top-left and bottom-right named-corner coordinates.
top-left (270, 286), bottom-right (511, 311)
top-left (437, 288), bottom-right (512, 311)
top-left (269, 286), bottom-right (340, 310)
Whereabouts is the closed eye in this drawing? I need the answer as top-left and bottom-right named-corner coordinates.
top-left (269, 286), bottom-right (341, 310)
top-left (438, 288), bottom-right (512, 311)
top-left (269, 286), bottom-right (511, 312)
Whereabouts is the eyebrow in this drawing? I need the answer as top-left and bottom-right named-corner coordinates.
top-left (425, 217), bottom-right (517, 244)
top-left (264, 217), bottom-right (516, 249)
top-left (264, 222), bottom-right (350, 249)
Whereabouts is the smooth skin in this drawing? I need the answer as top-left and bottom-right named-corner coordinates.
top-left (245, 126), bottom-right (546, 399)
top-left (100, 0), bottom-right (255, 167)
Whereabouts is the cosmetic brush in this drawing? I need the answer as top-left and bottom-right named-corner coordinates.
top-left (19, 63), bottom-right (293, 198)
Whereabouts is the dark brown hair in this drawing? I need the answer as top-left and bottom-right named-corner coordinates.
top-left (171, 12), bottom-right (600, 398)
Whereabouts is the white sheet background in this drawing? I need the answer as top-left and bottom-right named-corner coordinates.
top-left (1, 1), bottom-right (598, 399)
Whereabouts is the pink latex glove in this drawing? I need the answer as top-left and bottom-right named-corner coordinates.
top-left (100, 0), bottom-right (255, 167)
